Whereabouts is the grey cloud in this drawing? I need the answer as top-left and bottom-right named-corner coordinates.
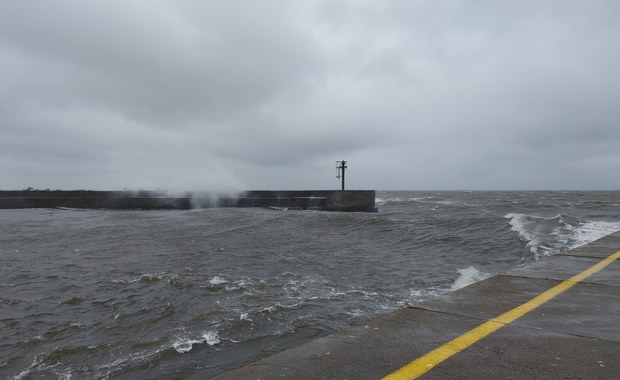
top-left (2, 0), bottom-right (620, 190)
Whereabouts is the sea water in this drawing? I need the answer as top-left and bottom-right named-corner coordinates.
top-left (2, 191), bottom-right (620, 378)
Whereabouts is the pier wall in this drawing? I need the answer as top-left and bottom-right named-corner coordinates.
top-left (0, 190), bottom-right (377, 212)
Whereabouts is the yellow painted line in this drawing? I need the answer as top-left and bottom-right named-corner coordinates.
top-left (383, 250), bottom-right (620, 380)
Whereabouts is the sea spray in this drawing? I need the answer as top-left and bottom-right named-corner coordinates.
top-left (451, 266), bottom-right (491, 291)
top-left (189, 190), bottom-right (244, 209)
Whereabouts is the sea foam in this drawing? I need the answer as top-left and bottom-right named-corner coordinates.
top-left (172, 330), bottom-right (220, 353)
top-left (568, 220), bottom-right (620, 249)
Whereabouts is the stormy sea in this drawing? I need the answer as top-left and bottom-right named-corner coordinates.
top-left (2, 191), bottom-right (620, 379)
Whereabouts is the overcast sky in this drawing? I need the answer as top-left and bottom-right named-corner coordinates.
top-left (1, 1), bottom-right (619, 191)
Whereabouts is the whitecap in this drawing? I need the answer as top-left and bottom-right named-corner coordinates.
top-left (260, 305), bottom-right (279, 313)
top-left (345, 289), bottom-right (379, 298)
top-left (347, 309), bottom-right (365, 317)
top-left (127, 273), bottom-right (160, 284)
top-left (172, 338), bottom-right (203, 353)
top-left (209, 276), bottom-right (228, 285)
top-left (172, 330), bottom-right (221, 353)
top-left (139, 273), bottom-right (163, 282)
top-left (202, 330), bottom-right (221, 346)
top-left (24, 335), bottom-right (44, 344)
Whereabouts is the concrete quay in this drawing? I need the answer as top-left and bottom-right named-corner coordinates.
top-left (0, 190), bottom-right (377, 212)
top-left (212, 232), bottom-right (620, 379)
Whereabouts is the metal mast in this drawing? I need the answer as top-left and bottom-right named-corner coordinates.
top-left (336, 160), bottom-right (347, 191)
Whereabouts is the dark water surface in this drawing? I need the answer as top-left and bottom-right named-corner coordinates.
top-left (2, 191), bottom-right (620, 379)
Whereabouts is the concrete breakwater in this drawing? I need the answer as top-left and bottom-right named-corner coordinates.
top-left (0, 190), bottom-right (377, 212)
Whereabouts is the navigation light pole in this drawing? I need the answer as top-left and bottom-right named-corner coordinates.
top-left (336, 160), bottom-right (347, 191)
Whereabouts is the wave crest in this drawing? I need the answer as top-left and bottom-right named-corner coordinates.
top-left (172, 330), bottom-right (221, 353)
top-left (505, 213), bottom-right (620, 259)
top-left (451, 266), bottom-right (491, 291)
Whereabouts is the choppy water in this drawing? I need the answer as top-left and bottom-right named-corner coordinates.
top-left (2, 191), bottom-right (620, 379)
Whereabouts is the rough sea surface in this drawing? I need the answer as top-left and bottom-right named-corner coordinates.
top-left (2, 191), bottom-right (620, 379)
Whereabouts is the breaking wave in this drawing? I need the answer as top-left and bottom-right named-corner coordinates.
top-left (451, 266), bottom-right (491, 291)
top-left (505, 213), bottom-right (620, 259)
